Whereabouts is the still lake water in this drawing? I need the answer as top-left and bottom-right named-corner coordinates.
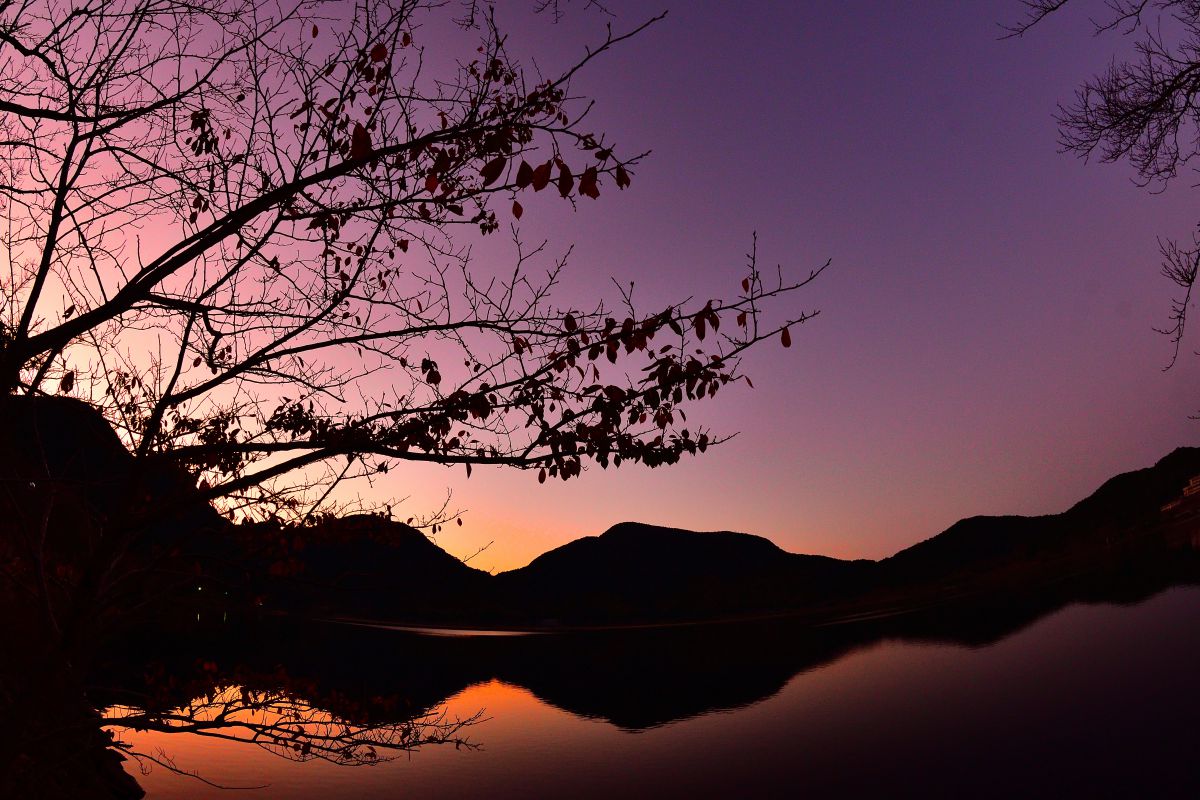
top-left (113, 587), bottom-right (1200, 798)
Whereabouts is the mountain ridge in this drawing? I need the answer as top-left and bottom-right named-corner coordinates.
top-left (4, 394), bottom-right (1198, 630)
top-left (493, 446), bottom-right (1200, 577)
top-left (238, 445), bottom-right (1200, 627)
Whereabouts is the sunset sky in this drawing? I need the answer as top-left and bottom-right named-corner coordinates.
top-left (13, 4), bottom-right (1200, 796)
top-left (368, 0), bottom-right (1200, 572)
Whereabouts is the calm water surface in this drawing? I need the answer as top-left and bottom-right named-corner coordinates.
top-left (113, 587), bottom-right (1200, 798)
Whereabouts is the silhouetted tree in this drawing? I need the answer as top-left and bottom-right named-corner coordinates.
top-left (1009, 1), bottom-right (1200, 365)
top-left (0, 0), bottom-right (824, 528)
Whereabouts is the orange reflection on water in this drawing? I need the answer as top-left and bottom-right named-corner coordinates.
top-left (103, 590), bottom-right (1200, 799)
top-left (108, 679), bottom-right (541, 798)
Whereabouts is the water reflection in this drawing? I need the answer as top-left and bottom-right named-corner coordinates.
top-left (106, 685), bottom-right (481, 786)
top-left (4, 555), bottom-right (1200, 797)
top-left (114, 586), bottom-right (1200, 799)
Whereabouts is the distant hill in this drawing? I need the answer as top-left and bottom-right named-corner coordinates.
top-left (232, 514), bottom-right (493, 624)
top-left (494, 522), bottom-right (872, 625)
top-left (0, 395), bottom-right (228, 639)
top-left (481, 447), bottom-right (1200, 626)
top-left (882, 447), bottom-right (1200, 583)
top-left (222, 447), bottom-right (1200, 628)
top-left (0, 395), bottom-right (227, 545)
top-left (4, 395), bottom-right (1199, 631)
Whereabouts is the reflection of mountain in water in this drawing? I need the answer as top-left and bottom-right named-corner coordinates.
top-left (11, 553), bottom-right (1196, 798)
top-left (6, 399), bottom-right (1200, 796)
top-left (93, 545), bottom-right (1200, 736)
top-left (8, 555), bottom-right (1200, 799)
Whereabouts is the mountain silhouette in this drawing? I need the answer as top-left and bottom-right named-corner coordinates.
top-left (493, 521), bottom-right (872, 625)
top-left (4, 395), bottom-right (1200, 631)
top-left (6, 400), bottom-right (1200, 799)
top-left (246, 442), bottom-right (1200, 629)
top-left (0, 395), bottom-right (229, 645)
top-left (237, 514), bottom-right (493, 623)
top-left (484, 447), bottom-right (1200, 627)
top-left (880, 447), bottom-right (1200, 586)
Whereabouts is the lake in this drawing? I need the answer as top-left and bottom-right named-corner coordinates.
top-left (107, 585), bottom-right (1200, 798)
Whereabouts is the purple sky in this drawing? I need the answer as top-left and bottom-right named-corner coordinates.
top-left (391, 1), bottom-right (1200, 571)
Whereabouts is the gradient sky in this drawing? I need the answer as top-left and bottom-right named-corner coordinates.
top-left (369, 0), bottom-right (1200, 572)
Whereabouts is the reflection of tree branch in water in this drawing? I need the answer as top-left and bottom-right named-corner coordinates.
top-left (123, 748), bottom-right (266, 792)
top-left (104, 685), bottom-right (483, 788)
